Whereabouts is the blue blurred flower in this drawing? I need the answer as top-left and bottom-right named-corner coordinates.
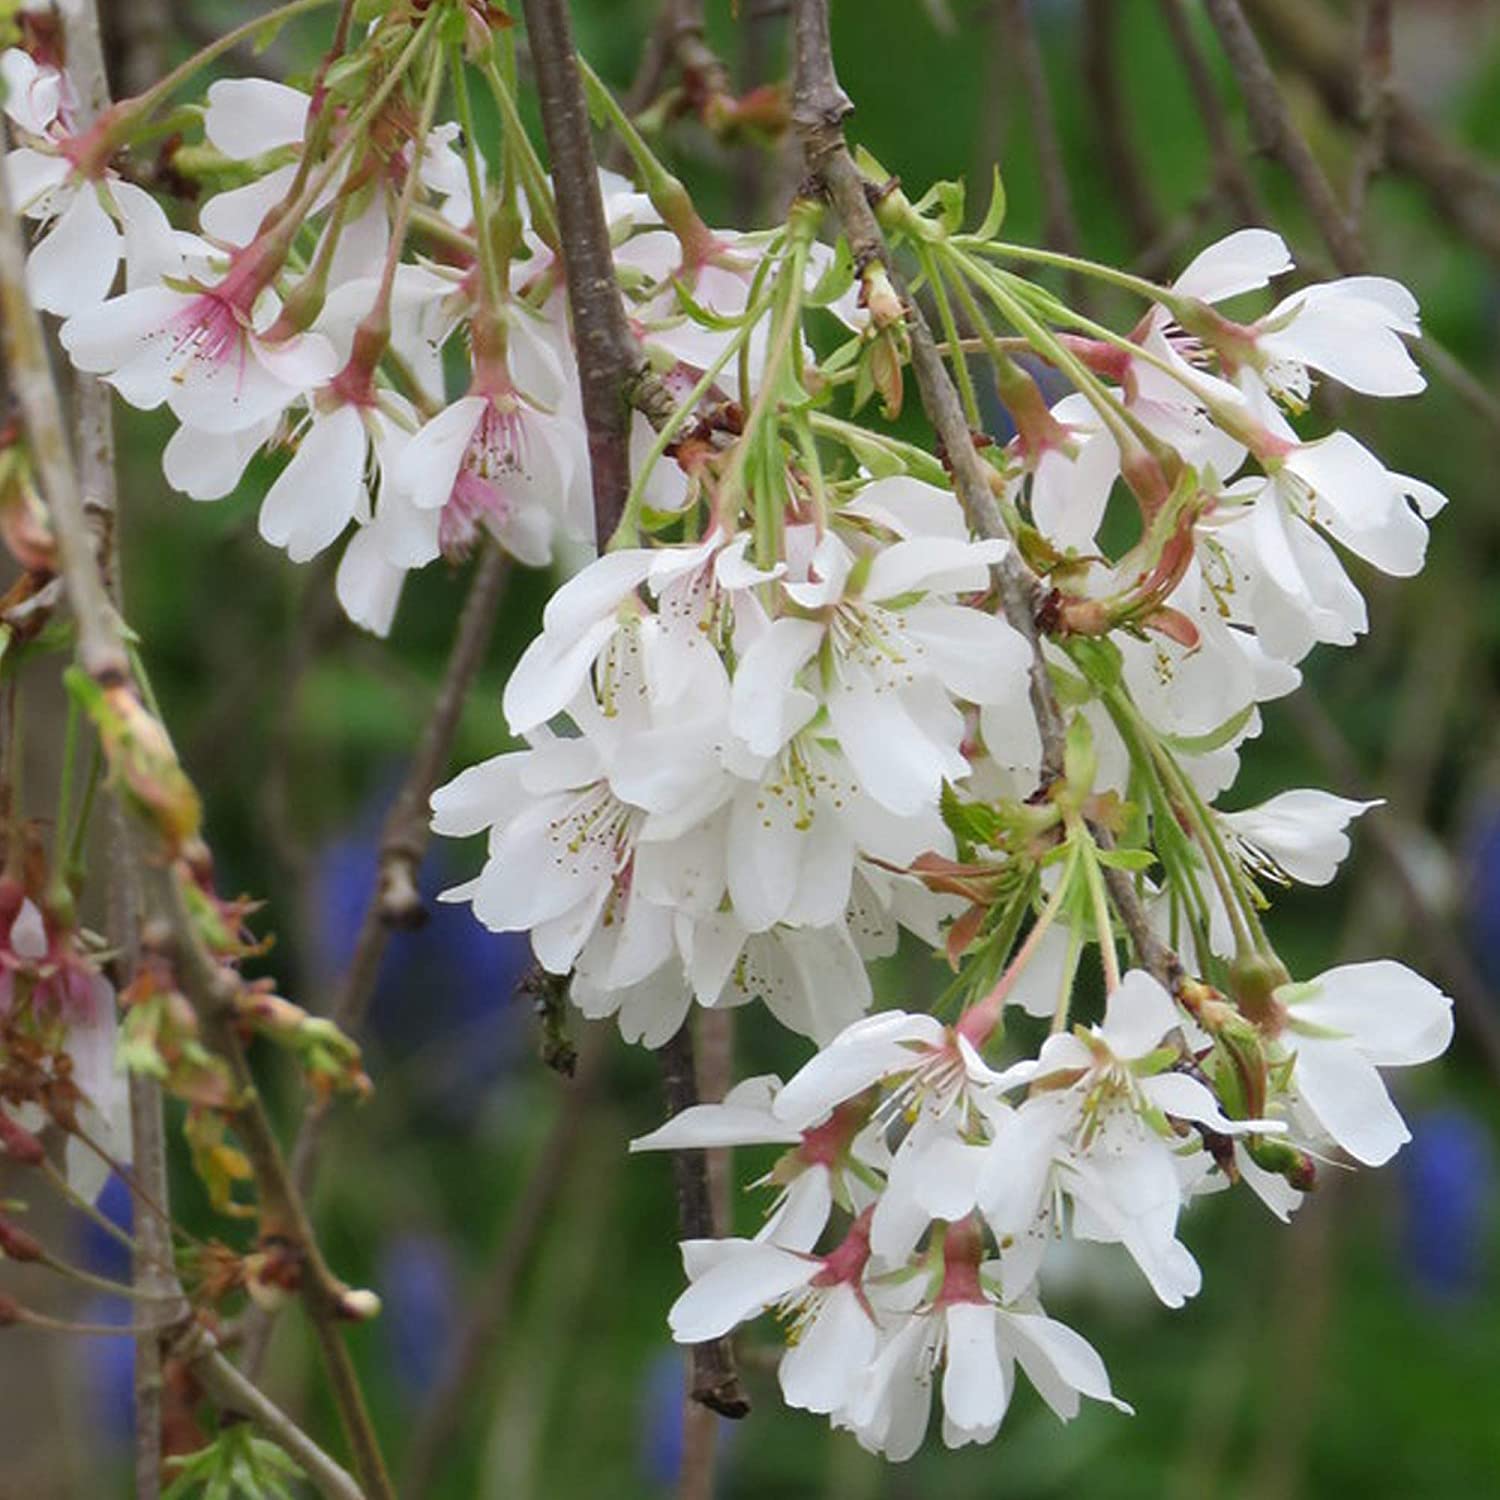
top-left (639, 1350), bottom-right (738, 1491)
top-left (311, 781), bottom-right (532, 1118)
top-left (378, 1231), bottom-right (461, 1402)
top-left (1399, 1107), bottom-right (1495, 1301)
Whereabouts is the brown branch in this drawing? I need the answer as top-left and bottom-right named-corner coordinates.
top-left (520, 0), bottom-right (645, 545)
top-left (399, 1037), bottom-right (603, 1497)
top-left (1156, 0), bottom-right (1264, 225)
top-left (1081, 0), bottom-right (1162, 249)
top-left (521, 0), bottom-right (748, 1424)
top-left (0, 147), bottom-right (395, 1500)
top-left (659, 1021), bottom-right (749, 1418)
top-left (55, 6), bottom-right (180, 1495)
top-left (1346, 0), bottom-right (1392, 233)
top-left (1202, 0), bottom-right (1365, 274)
top-left (1242, 0), bottom-right (1500, 268)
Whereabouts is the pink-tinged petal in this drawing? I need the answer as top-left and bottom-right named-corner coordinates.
top-left (204, 78), bottom-right (310, 159)
top-left (27, 187), bottom-right (119, 316)
top-left (943, 1303), bottom-right (1009, 1436)
top-left (1098, 970), bottom-right (1178, 1060)
top-left (1, 49), bottom-right (60, 136)
top-left (259, 405), bottom-right (366, 562)
top-left (12, 899), bottom-right (46, 961)
top-left (59, 285), bottom-right (188, 406)
top-left (1173, 227), bottom-right (1292, 303)
top-left (395, 396), bottom-right (485, 510)
top-left (1291, 1036), bottom-right (1409, 1166)
top-left (667, 1243), bottom-right (812, 1343)
top-left (779, 1284), bottom-right (875, 1414)
top-left (335, 524), bottom-right (405, 638)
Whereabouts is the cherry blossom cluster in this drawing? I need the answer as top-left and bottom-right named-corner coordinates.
top-left (2, 3), bottom-right (1456, 1463)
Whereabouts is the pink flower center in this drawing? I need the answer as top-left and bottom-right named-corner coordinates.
top-left (439, 399), bottom-right (534, 559)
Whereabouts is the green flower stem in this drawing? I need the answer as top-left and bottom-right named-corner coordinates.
top-left (480, 55), bottom-right (561, 250)
top-left (916, 244), bottom-right (982, 429)
top-left (959, 237), bottom-right (1183, 313)
top-left (449, 36), bottom-right (506, 317)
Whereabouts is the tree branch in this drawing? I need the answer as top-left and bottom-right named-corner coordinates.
top-left (658, 1021), bottom-right (749, 1418)
top-left (1202, 0), bottom-right (1365, 273)
top-left (519, 0), bottom-right (750, 1422)
top-left (520, 0), bottom-right (645, 544)
top-left (1242, 0), bottom-right (1500, 268)
top-left (172, 1324), bottom-right (366, 1500)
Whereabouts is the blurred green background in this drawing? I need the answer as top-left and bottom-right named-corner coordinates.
top-left (9, 1), bottom-right (1500, 1496)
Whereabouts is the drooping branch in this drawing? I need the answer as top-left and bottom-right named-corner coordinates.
top-left (791, 0), bottom-right (1176, 990)
top-left (520, 0), bottom-right (645, 544)
top-left (0, 150), bottom-right (396, 1500)
top-left (1156, 0), bottom-right (1264, 225)
top-left (518, 0), bottom-right (749, 1422)
top-left (1202, 0), bottom-right (1365, 273)
top-left (1242, 0), bottom-right (1500, 268)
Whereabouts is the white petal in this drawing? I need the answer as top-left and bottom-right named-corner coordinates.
top-left (780, 1285), bottom-right (876, 1414)
top-left (204, 78), bottom-right (311, 159)
top-left (395, 396), bottom-right (483, 510)
top-left (1174, 227), bottom-right (1292, 303)
top-left (26, 186), bottom-right (119, 316)
top-left (943, 1303), bottom-right (1008, 1434)
top-left (259, 406), bottom-right (367, 561)
top-left (1291, 1036), bottom-right (1410, 1166)
top-left (1098, 970), bottom-right (1177, 1060)
top-left (667, 1243), bottom-right (812, 1343)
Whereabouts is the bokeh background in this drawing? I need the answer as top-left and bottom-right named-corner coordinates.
top-left (5, 0), bottom-right (1500, 1495)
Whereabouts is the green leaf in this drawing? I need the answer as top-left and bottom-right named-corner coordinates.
top-left (1096, 846), bottom-right (1157, 873)
top-left (974, 167), bottom-right (1007, 240)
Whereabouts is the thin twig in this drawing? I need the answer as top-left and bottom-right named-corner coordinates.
top-left (1081, 0), bottom-right (1162, 249)
top-left (520, 0), bottom-right (645, 546)
top-left (399, 1037), bottom-right (603, 1498)
top-left (1156, 0), bottom-right (1264, 224)
top-left (997, 0), bottom-right (1084, 296)
top-left (0, 154), bottom-right (396, 1500)
top-left (173, 1324), bottom-right (366, 1500)
top-left (520, 0), bottom-right (749, 1422)
top-left (1202, 0), bottom-right (1365, 273)
top-left (1346, 0), bottom-right (1392, 233)
top-left (1243, 0), bottom-right (1500, 268)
